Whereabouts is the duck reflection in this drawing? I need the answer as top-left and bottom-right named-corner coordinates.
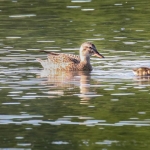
top-left (37, 69), bottom-right (97, 102)
top-left (133, 76), bottom-right (150, 85)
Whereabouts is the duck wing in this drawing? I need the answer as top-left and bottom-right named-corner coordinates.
top-left (39, 51), bottom-right (81, 70)
top-left (47, 52), bottom-right (80, 64)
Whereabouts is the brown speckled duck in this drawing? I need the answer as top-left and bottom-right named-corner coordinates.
top-left (133, 67), bottom-right (150, 76)
top-left (37, 42), bottom-right (104, 71)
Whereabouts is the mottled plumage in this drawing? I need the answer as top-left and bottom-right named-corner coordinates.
top-left (37, 42), bottom-right (104, 71)
top-left (133, 67), bottom-right (150, 76)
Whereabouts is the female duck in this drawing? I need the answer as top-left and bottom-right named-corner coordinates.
top-left (37, 42), bottom-right (104, 71)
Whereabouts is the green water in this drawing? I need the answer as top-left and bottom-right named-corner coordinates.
top-left (0, 0), bottom-right (150, 150)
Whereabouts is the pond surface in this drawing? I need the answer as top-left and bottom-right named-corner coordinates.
top-left (0, 0), bottom-right (150, 150)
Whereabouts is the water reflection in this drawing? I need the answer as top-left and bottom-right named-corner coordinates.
top-left (37, 69), bottom-right (100, 102)
top-left (1, 114), bottom-right (150, 127)
top-left (133, 76), bottom-right (150, 85)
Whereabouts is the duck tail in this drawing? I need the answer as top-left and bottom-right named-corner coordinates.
top-left (40, 50), bottom-right (50, 53)
top-left (36, 58), bottom-right (42, 62)
top-left (39, 50), bottom-right (59, 55)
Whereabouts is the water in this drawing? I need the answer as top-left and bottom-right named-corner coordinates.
top-left (0, 0), bottom-right (150, 149)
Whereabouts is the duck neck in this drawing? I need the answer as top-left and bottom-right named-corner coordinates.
top-left (80, 55), bottom-right (90, 64)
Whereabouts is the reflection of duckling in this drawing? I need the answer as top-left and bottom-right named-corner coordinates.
top-left (133, 67), bottom-right (150, 76)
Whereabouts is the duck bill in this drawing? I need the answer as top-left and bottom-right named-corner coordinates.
top-left (93, 49), bottom-right (104, 58)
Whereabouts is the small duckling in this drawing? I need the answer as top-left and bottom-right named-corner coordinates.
top-left (133, 67), bottom-right (150, 76)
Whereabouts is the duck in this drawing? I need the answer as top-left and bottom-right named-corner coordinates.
top-left (37, 42), bottom-right (104, 71)
top-left (133, 67), bottom-right (150, 76)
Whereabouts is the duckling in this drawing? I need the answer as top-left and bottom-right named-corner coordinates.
top-left (132, 67), bottom-right (150, 76)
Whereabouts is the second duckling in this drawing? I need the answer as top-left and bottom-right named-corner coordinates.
top-left (133, 67), bottom-right (150, 76)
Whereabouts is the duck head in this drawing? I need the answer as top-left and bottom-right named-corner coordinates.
top-left (80, 42), bottom-right (104, 62)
